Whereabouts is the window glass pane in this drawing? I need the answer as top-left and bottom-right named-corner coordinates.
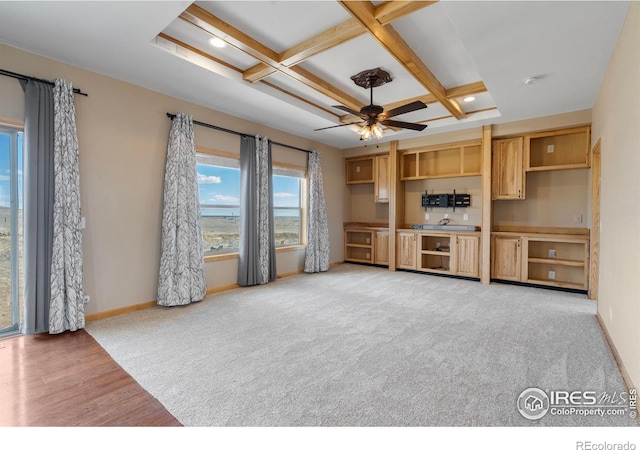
top-left (197, 161), bottom-right (240, 255)
top-left (273, 174), bottom-right (302, 246)
top-left (0, 129), bottom-right (23, 334)
top-left (0, 133), bottom-right (11, 330)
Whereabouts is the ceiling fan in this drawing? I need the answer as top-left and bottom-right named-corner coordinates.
top-left (314, 68), bottom-right (428, 140)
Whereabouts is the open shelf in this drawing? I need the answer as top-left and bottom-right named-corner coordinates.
top-left (525, 238), bottom-right (588, 291)
top-left (345, 229), bottom-right (374, 264)
top-left (528, 257), bottom-right (584, 267)
top-left (526, 126), bottom-right (590, 171)
top-left (400, 140), bottom-right (482, 180)
top-left (345, 156), bottom-right (374, 184)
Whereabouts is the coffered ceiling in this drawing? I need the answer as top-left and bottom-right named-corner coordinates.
top-left (0, 1), bottom-right (631, 149)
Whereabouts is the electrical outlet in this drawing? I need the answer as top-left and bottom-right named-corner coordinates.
top-left (356, 166), bottom-right (360, 173)
top-left (83, 295), bottom-right (90, 304)
top-left (548, 249), bottom-right (556, 258)
top-left (365, 252), bottom-right (370, 259)
top-left (444, 214), bottom-right (449, 219)
top-left (547, 144), bottom-right (555, 153)
top-left (424, 213), bottom-right (429, 220)
top-left (574, 214), bottom-right (583, 224)
top-left (548, 271), bottom-right (556, 280)
top-left (365, 237), bottom-right (370, 244)
top-left (463, 213), bottom-right (469, 221)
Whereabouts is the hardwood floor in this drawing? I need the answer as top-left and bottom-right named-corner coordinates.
top-left (0, 329), bottom-right (181, 426)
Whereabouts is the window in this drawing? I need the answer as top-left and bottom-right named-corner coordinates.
top-left (0, 127), bottom-right (23, 335)
top-left (273, 167), bottom-right (305, 248)
top-left (196, 153), bottom-right (306, 256)
top-left (197, 154), bottom-right (240, 255)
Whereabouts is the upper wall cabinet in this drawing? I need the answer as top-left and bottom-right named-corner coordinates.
top-left (345, 154), bottom-right (389, 204)
top-left (399, 140), bottom-right (482, 181)
top-left (492, 137), bottom-right (525, 200)
top-left (525, 126), bottom-right (591, 171)
top-left (345, 156), bottom-right (374, 184)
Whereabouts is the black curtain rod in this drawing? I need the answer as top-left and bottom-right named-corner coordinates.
top-left (0, 68), bottom-right (88, 97)
top-left (166, 113), bottom-right (311, 154)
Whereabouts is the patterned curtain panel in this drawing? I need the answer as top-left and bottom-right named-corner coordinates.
top-left (157, 113), bottom-right (206, 306)
top-left (304, 150), bottom-right (330, 273)
top-left (238, 135), bottom-right (276, 286)
top-left (49, 79), bottom-right (84, 334)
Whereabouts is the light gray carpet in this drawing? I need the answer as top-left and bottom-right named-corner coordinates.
top-left (86, 264), bottom-right (636, 426)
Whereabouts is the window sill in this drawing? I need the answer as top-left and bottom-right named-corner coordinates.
top-left (204, 244), bottom-right (306, 263)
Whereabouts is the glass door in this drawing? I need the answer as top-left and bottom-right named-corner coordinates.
top-left (0, 127), bottom-right (23, 336)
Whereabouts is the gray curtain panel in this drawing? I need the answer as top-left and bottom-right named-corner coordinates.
top-left (20, 79), bottom-right (54, 334)
top-left (157, 113), bottom-right (206, 306)
top-left (304, 150), bottom-right (330, 273)
top-left (49, 79), bottom-right (84, 334)
top-left (238, 135), bottom-right (276, 286)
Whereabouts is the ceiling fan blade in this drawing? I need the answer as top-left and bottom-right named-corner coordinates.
top-left (383, 100), bottom-right (428, 119)
top-left (332, 105), bottom-right (367, 119)
top-left (380, 119), bottom-right (427, 131)
top-left (314, 122), bottom-right (358, 131)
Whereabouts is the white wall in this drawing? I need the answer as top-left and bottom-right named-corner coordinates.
top-left (0, 43), bottom-right (344, 316)
top-left (591, 2), bottom-right (640, 389)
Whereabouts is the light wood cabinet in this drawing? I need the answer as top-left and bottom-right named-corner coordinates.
top-left (400, 140), bottom-right (482, 181)
top-left (454, 235), bottom-right (480, 278)
top-left (374, 230), bottom-right (389, 265)
top-left (374, 154), bottom-right (389, 203)
top-left (492, 137), bottom-right (525, 200)
top-left (344, 229), bottom-right (374, 264)
top-left (396, 231), bottom-right (480, 279)
top-left (525, 126), bottom-right (590, 171)
top-left (345, 156), bottom-right (374, 184)
top-left (491, 235), bottom-right (522, 281)
top-left (491, 231), bottom-right (589, 291)
top-left (396, 232), bottom-right (417, 270)
top-left (523, 237), bottom-right (589, 290)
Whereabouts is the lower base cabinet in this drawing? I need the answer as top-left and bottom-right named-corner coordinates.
top-left (491, 232), bottom-right (589, 291)
top-left (344, 227), bottom-right (389, 266)
top-left (396, 230), bottom-right (480, 279)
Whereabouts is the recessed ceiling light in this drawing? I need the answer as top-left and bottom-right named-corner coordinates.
top-left (208, 37), bottom-right (226, 48)
top-left (463, 96), bottom-right (475, 102)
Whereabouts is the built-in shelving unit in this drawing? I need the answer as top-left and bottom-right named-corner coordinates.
top-left (491, 229), bottom-right (589, 292)
top-left (344, 229), bottom-right (374, 264)
top-left (345, 156), bottom-right (374, 184)
top-left (524, 237), bottom-right (589, 290)
top-left (525, 126), bottom-right (590, 171)
top-left (400, 140), bottom-right (482, 181)
top-left (419, 234), bottom-right (451, 273)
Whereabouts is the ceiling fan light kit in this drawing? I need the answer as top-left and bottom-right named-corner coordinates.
top-left (314, 67), bottom-right (428, 141)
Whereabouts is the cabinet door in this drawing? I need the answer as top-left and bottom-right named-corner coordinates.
top-left (374, 231), bottom-right (389, 265)
top-left (491, 236), bottom-right (522, 281)
top-left (396, 232), bottom-right (417, 269)
top-left (374, 155), bottom-right (389, 203)
top-left (455, 235), bottom-right (479, 278)
top-left (492, 137), bottom-right (525, 200)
